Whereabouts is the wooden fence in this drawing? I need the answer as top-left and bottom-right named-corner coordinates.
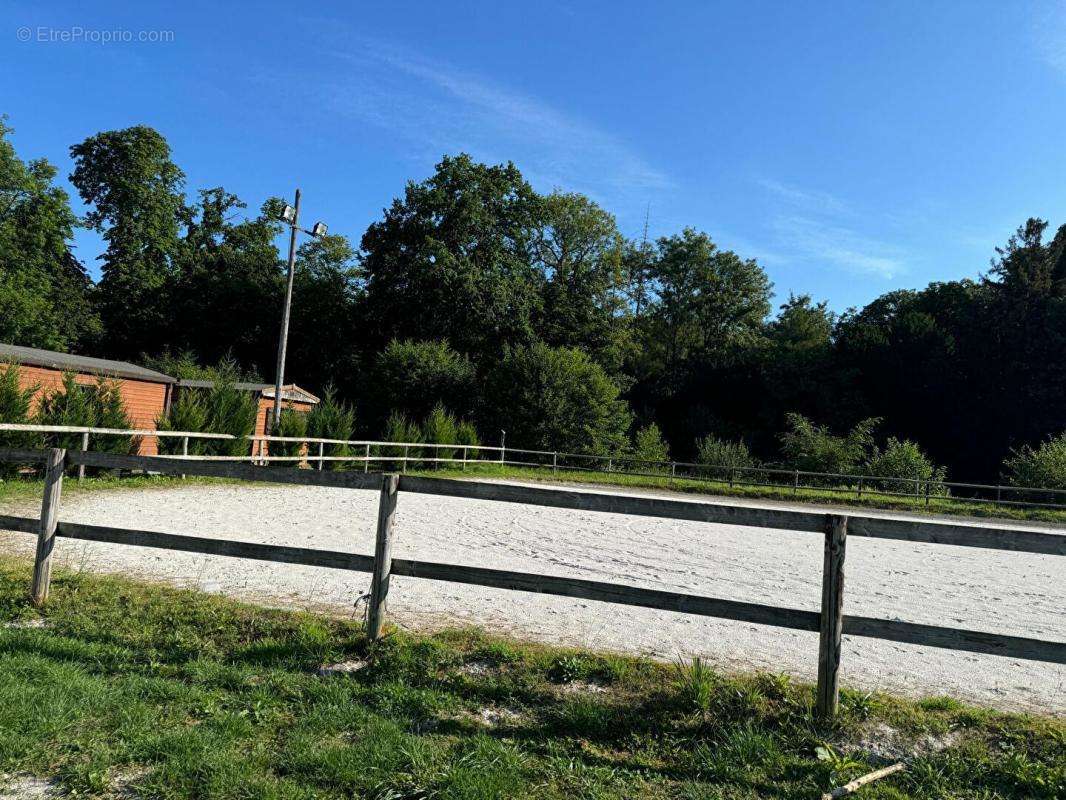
top-left (0, 446), bottom-right (1063, 719)
top-left (2, 422), bottom-right (1064, 511)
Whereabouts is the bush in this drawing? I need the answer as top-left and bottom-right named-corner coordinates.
top-left (202, 370), bottom-right (258, 457)
top-left (372, 339), bottom-right (475, 428)
top-left (156, 389), bottom-right (209, 455)
top-left (1003, 433), bottom-right (1066, 490)
top-left (306, 385), bottom-right (355, 470)
top-left (483, 343), bottom-right (632, 455)
top-left (383, 411), bottom-right (422, 470)
top-left (35, 373), bottom-right (134, 465)
top-left (864, 437), bottom-right (947, 495)
top-left (629, 423), bottom-right (670, 471)
top-left (92, 378), bottom-right (134, 454)
top-left (0, 363), bottom-right (40, 476)
top-left (422, 403), bottom-right (458, 465)
top-left (778, 413), bottom-right (880, 477)
top-left (272, 408), bottom-right (308, 464)
top-left (695, 435), bottom-right (759, 480)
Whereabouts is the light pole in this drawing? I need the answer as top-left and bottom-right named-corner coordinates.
top-left (272, 188), bottom-right (328, 428)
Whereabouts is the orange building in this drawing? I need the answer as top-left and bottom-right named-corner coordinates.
top-left (0, 343), bottom-right (175, 455)
top-left (1, 344), bottom-right (320, 458)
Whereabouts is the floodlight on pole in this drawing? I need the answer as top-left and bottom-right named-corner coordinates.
top-left (272, 188), bottom-right (329, 429)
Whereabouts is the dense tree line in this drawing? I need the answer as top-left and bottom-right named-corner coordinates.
top-left (2, 120), bottom-right (1064, 482)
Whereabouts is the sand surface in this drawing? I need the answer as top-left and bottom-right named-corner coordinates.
top-left (2, 481), bottom-right (1063, 713)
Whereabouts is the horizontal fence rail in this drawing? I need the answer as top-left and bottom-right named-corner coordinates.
top-left (1, 423), bottom-right (1063, 512)
top-left (1, 447), bottom-right (1064, 719)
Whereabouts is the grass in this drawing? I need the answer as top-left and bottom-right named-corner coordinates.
top-left (0, 474), bottom-right (238, 507)
top-left (0, 559), bottom-right (1062, 799)
top-left (411, 462), bottom-right (1066, 524)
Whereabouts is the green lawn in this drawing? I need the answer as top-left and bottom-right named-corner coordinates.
top-left (0, 559), bottom-right (1061, 799)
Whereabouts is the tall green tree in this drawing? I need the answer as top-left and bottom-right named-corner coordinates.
top-left (169, 190), bottom-right (284, 371)
top-left (643, 228), bottom-right (772, 378)
top-left (69, 125), bottom-right (185, 357)
top-left (0, 119), bottom-right (98, 350)
top-left (359, 154), bottom-right (542, 362)
top-left (532, 192), bottom-right (632, 374)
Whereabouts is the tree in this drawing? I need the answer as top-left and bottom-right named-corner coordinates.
top-left (532, 192), bottom-right (632, 373)
top-left (864, 437), bottom-right (947, 493)
top-left (1002, 433), bottom-right (1066, 490)
top-left (288, 232), bottom-right (363, 395)
top-left (483, 343), bottom-right (632, 454)
top-left (0, 119), bottom-right (98, 350)
top-left (360, 154), bottom-right (542, 362)
top-left (631, 422), bottom-right (669, 464)
top-left (168, 190), bottom-right (284, 371)
top-left (69, 126), bottom-right (185, 357)
top-left (643, 228), bottom-right (772, 377)
top-left (371, 339), bottom-right (476, 428)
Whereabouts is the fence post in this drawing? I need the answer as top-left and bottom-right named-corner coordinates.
top-left (925, 481), bottom-right (931, 506)
top-left (76, 432), bottom-right (89, 482)
top-left (462, 446), bottom-right (468, 471)
top-left (317, 442), bottom-right (324, 471)
top-left (670, 462), bottom-right (676, 478)
top-left (31, 448), bottom-right (66, 607)
top-left (367, 473), bottom-right (399, 640)
top-left (402, 445), bottom-right (409, 473)
top-left (500, 429), bottom-right (506, 464)
top-left (816, 514), bottom-right (848, 719)
top-left (364, 443), bottom-right (370, 473)
top-left (793, 470), bottom-right (800, 493)
top-left (856, 476), bottom-right (863, 499)
top-left (552, 451), bottom-right (558, 475)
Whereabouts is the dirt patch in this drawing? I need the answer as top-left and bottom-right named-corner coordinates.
top-left (843, 721), bottom-right (965, 764)
top-left (317, 659), bottom-right (368, 677)
top-left (0, 775), bottom-right (61, 799)
top-left (556, 678), bottom-right (609, 695)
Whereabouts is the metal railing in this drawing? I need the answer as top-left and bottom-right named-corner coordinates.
top-left (1, 423), bottom-right (1063, 512)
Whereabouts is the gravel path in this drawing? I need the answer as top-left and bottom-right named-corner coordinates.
top-left (2, 481), bottom-right (1063, 713)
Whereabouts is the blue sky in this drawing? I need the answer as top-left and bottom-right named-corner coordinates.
top-left (3, 0), bottom-right (1065, 312)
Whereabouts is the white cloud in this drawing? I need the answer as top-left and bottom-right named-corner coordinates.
top-left (1035, 1), bottom-right (1066, 75)
top-left (321, 39), bottom-right (671, 204)
top-left (756, 178), bottom-right (849, 216)
top-left (772, 215), bottom-right (906, 279)
top-left (754, 176), bottom-right (909, 279)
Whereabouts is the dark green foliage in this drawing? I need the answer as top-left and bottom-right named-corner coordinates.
top-left (35, 373), bottom-right (133, 459)
top-left (157, 367), bottom-right (257, 458)
top-left (484, 343), bottom-right (631, 455)
top-left (371, 339), bottom-right (475, 428)
top-left (864, 437), bottom-right (947, 494)
top-left (0, 363), bottom-right (40, 475)
top-left (306, 386), bottom-right (356, 470)
top-left (69, 126), bottom-right (185, 358)
top-left (272, 409), bottom-right (307, 464)
top-left (0, 120), bottom-right (99, 351)
top-left (455, 420), bottom-right (480, 449)
top-left (629, 422), bottom-right (670, 468)
top-left (156, 389), bottom-right (208, 455)
top-left (421, 403), bottom-right (458, 464)
top-left (695, 435), bottom-right (759, 479)
top-left (359, 154), bottom-right (543, 364)
top-left (1003, 433), bottom-right (1066, 490)
top-left (779, 413), bottom-right (881, 476)
top-left (201, 374), bottom-right (258, 457)
top-left (383, 411), bottom-right (422, 469)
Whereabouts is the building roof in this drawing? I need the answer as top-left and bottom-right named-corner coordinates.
top-left (176, 379), bottom-right (319, 404)
top-left (0, 343), bottom-right (176, 384)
